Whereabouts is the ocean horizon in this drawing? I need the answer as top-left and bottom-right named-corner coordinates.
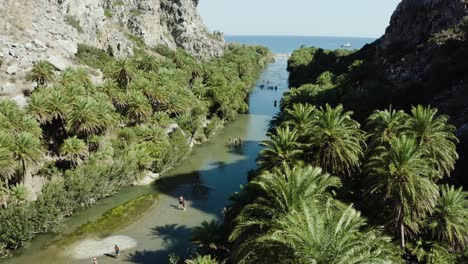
top-left (225, 35), bottom-right (376, 54)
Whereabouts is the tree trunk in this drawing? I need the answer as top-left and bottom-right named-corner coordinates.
top-left (398, 205), bottom-right (405, 248)
top-left (400, 221), bottom-right (405, 248)
top-left (21, 160), bottom-right (26, 185)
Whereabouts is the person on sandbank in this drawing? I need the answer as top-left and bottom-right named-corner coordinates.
top-left (178, 195), bottom-right (184, 209)
top-left (114, 244), bottom-right (120, 259)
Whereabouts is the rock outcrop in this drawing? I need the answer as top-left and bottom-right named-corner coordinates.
top-left (0, 0), bottom-right (224, 97)
top-left (365, 0), bottom-right (468, 129)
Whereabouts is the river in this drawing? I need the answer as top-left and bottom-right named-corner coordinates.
top-left (3, 54), bottom-right (288, 264)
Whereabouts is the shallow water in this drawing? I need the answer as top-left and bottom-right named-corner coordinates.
top-left (2, 55), bottom-right (289, 264)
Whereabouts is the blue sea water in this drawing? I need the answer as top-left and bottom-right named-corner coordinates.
top-left (225, 35), bottom-right (376, 54)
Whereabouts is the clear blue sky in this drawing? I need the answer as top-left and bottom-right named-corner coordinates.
top-left (198, 0), bottom-right (402, 38)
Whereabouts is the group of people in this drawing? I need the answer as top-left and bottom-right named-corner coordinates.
top-left (259, 80), bottom-right (278, 90)
top-left (228, 137), bottom-right (243, 147)
top-left (91, 244), bottom-right (119, 263)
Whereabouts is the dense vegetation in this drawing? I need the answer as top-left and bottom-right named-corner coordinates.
top-left (0, 44), bottom-right (269, 257)
top-left (181, 47), bottom-right (468, 264)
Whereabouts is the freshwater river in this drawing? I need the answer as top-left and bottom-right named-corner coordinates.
top-left (3, 36), bottom-right (374, 264)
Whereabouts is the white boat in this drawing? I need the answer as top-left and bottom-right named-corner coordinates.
top-left (341, 43), bottom-right (352, 48)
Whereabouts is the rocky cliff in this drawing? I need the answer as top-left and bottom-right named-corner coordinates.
top-left (0, 0), bottom-right (224, 98)
top-left (362, 0), bottom-right (468, 184)
top-left (364, 0), bottom-right (468, 130)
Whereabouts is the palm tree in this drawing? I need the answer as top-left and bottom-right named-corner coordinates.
top-left (27, 92), bottom-right (52, 124)
top-left (26, 60), bottom-right (55, 86)
top-left (185, 254), bottom-right (218, 264)
top-left (283, 103), bottom-right (316, 133)
top-left (100, 80), bottom-right (128, 111)
top-left (12, 132), bottom-right (43, 184)
top-left (307, 104), bottom-right (365, 177)
top-left (58, 67), bottom-right (92, 88)
top-left (257, 126), bottom-right (303, 171)
top-left (0, 147), bottom-right (15, 187)
top-left (48, 89), bottom-right (70, 123)
top-left (161, 91), bottom-right (190, 116)
top-left (366, 107), bottom-right (409, 149)
top-left (108, 59), bottom-right (136, 93)
top-left (66, 98), bottom-right (101, 136)
top-left (192, 220), bottom-right (225, 252)
top-left (0, 100), bottom-right (22, 129)
top-left (429, 185), bottom-right (468, 251)
top-left (408, 105), bottom-right (458, 179)
top-left (125, 90), bottom-right (153, 124)
top-left (232, 203), bottom-right (401, 264)
top-left (135, 54), bottom-right (159, 73)
top-left (230, 166), bottom-right (342, 244)
top-left (60, 136), bottom-right (88, 167)
top-left (366, 136), bottom-right (439, 248)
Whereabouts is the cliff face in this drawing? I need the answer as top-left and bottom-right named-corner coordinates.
top-left (0, 0), bottom-right (224, 97)
top-left (365, 0), bottom-right (468, 133)
top-left (363, 0), bottom-right (468, 184)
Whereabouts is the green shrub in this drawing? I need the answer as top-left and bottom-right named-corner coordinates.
top-left (154, 44), bottom-right (175, 58)
top-left (0, 205), bottom-right (36, 254)
top-left (130, 9), bottom-right (143, 16)
top-left (104, 8), bottom-right (113, 18)
top-left (65, 15), bottom-right (84, 33)
top-left (76, 44), bottom-right (114, 69)
top-left (126, 33), bottom-right (146, 48)
top-left (65, 193), bottom-right (157, 240)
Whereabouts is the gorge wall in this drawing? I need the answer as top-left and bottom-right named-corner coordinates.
top-left (362, 0), bottom-right (468, 184)
top-left (0, 0), bottom-right (224, 98)
top-left (364, 0), bottom-right (468, 134)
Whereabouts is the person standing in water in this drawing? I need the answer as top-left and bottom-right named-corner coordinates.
top-left (92, 257), bottom-right (98, 264)
top-left (114, 244), bottom-right (120, 259)
top-left (178, 195), bottom-right (184, 209)
top-left (182, 199), bottom-right (186, 211)
top-left (238, 138), bottom-right (243, 145)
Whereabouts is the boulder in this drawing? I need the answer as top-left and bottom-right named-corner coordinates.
top-left (47, 55), bottom-right (68, 70)
top-left (56, 39), bottom-right (78, 55)
top-left (12, 94), bottom-right (28, 108)
top-left (1, 82), bottom-right (18, 94)
top-left (6, 64), bottom-right (18, 75)
top-left (33, 39), bottom-right (46, 48)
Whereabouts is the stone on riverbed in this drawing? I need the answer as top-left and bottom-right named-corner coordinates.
top-left (69, 235), bottom-right (137, 259)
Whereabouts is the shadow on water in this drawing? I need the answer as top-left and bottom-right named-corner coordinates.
top-left (151, 140), bottom-right (261, 217)
top-left (122, 140), bottom-right (261, 263)
top-left (127, 224), bottom-right (193, 264)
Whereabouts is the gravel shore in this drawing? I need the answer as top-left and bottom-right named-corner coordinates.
top-left (70, 235), bottom-right (137, 259)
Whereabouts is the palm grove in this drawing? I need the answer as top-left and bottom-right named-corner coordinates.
top-left (0, 43), bottom-right (269, 257)
top-left (186, 47), bottom-right (468, 264)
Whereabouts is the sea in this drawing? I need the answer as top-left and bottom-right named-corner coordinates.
top-left (225, 35), bottom-right (376, 54)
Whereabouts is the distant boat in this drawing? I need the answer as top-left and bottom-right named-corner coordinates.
top-left (341, 43), bottom-right (352, 48)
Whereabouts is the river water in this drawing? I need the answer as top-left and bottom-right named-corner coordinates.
top-left (3, 55), bottom-right (288, 264)
top-left (3, 36), bottom-right (374, 264)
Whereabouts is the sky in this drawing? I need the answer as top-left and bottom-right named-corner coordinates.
top-left (198, 0), bottom-right (402, 38)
